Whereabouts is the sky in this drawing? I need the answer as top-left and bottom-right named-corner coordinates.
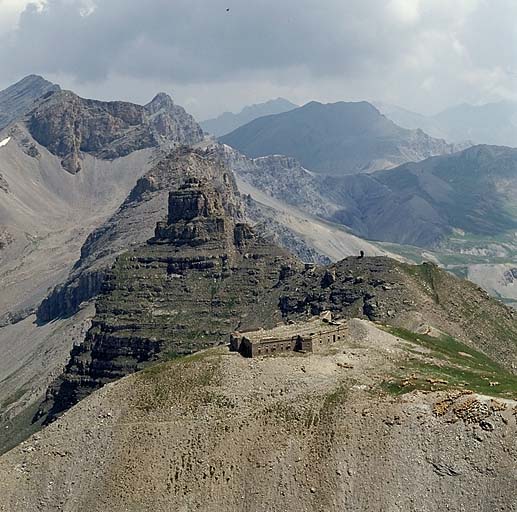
top-left (0, 0), bottom-right (516, 120)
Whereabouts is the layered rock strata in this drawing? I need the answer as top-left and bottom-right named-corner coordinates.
top-left (38, 172), bottom-right (300, 422)
top-left (26, 90), bottom-right (204, 174)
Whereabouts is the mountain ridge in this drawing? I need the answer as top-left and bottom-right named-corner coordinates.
top-left (0, 75), bottom-right (60, 131)
top-left (220, 100), bottom-right (462, 175)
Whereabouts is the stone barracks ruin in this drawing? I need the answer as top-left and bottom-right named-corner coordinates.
top-left (230, 316), bottom-right (347, 358)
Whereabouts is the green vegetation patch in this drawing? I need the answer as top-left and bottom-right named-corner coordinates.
top-left (134, 349), bottom-right (225, 413)
top-left (381, 326), bottom-right (517, 399)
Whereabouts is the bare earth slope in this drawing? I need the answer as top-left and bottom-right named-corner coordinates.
top-left (1, 320), bottom-right (516, 511)
top-left (0, 126), bottom-right (157, 324)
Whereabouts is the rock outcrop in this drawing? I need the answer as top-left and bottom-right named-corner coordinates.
top-left (37, 159), bottom-right (300, 422)
top-left (27, 90), bottom-right (204, 174)
top-left (36, 149), bottom-right (243, 323)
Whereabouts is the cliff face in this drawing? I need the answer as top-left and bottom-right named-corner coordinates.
top-left (27, 90), bottom-right (204, 174)
top-left (36, 149), bottom-right (245, 323)
top-left (38, 166), bottom-right (300, 422)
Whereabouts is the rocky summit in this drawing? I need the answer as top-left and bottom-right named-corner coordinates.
top-left (0, 75), bottom-right (60, 131)
top-left (37, 153), bottom-right (300, 422)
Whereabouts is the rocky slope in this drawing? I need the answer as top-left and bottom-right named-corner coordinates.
top-left (201, 97), bottom-right (298, 137)
top-left (37, 145), bottom-right (392, 324)
top-left (0, 78), bottom-right (207, 326)
top-left (3, 145), bottom-right (517, 508)
top-left (36, 169), bottom-right (517, 425)
top-left (26, 89), bottom-right (203, 174)
top-left (0, 124), bottom-right (156, 326)
top-left (227, 142), bottom-right (517, 249)
top-left (211, 143), bottom-right (394, 264)
top-left (214, 137), bottom-right (517, 306)
top-left (220, 101), bottom-right (462, 175)
top-left (326, 144), bottom-right (517, 246)
top-left (0, 306), bottom-right (94, 455)
top-left (0, 81), bottom-right (210, 451)
top-left (2, 318), bottom-right (517, 511)
top-left (35, 149), bottom-right (206, 323)
top-left (0, 75), bottom-right (59, 131)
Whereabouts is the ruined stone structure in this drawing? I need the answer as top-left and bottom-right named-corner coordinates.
top-left (230, 317), bottom-right (347, 358)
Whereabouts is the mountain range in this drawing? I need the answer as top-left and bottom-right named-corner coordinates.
top-left (2, 75), bottom-right (517, 508)
top-left (376, 100), bottom-right (517, 148)
top-left (220, 100), bottom-right (463, 175)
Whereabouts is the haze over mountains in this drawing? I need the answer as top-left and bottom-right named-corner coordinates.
top-left (201, 97), bottom-right (298, 137)
top-left (220, 100), bottom-right (463, 175)
top-left (376, 100), bottom-right (517, 148)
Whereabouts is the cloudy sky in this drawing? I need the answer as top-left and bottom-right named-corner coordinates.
top-left (0, 0), bottom-right (516, 120)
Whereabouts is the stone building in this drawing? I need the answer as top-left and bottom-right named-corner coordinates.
top-left (230, 317), bottom-right (347, 358)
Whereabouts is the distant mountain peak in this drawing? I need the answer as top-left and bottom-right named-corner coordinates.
top-left (220, 99), bottom-right (458, 175)
top-left (146, 92), bottom-right (175, 113)
top-left (201, 97), bottom-right (298, 137)
top-left (376, 100), bottom-right (517, 147)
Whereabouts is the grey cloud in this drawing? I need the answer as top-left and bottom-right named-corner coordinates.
top-left (1, 0), bottom-right (517, 118)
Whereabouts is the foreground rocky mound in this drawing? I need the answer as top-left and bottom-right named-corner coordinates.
top-left (2, 320), bottom-right (517, 511)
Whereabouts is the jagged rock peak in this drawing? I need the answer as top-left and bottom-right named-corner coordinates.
top-left (146, 92), bottom-right (175, 113)
top-left (25, 89), bottom-right (204, 174)
top-left (36, 148), bottom-right (245, 324)
top-left (153, 171), bottom-right (238, 247)
top-left (168, 177), bottom-right (225, 222)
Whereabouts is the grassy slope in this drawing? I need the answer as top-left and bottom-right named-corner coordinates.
top-left (381, 326), bottom-right (517, 399)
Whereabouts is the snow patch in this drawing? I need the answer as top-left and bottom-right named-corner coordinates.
top-left (0, 137), bottom-right (11, 148)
